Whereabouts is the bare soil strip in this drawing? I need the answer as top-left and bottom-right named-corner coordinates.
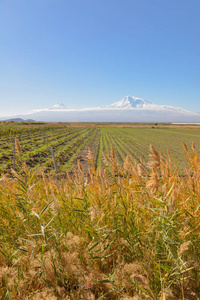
top-left (69, 129), bottom-right (100, 176)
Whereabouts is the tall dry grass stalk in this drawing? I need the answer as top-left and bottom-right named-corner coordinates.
top-left (15, 137), bottom-right (22, 155)
top-left (0, 143), bottom-right (199, 299)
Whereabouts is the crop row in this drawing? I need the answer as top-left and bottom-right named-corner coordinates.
top-left (1, 125), bottom-right (200, 175)
top-left (0, 126), bottom-right (96, 175)
top-left (95, 127), bottom-right (200, 170)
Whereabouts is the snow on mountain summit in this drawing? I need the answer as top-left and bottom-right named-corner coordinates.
top-left (103, 96), bottom-right (197, 115)
top-left (49, 103), bottom-right (67, 110)
top-left (104, 96), bottom-right (152, 108)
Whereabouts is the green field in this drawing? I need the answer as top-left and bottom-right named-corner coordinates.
top-left (97, 127), bottom-right (200, 170)
top-left (0, 123), bottom-right (96, 175)
top-left (1, 123), bottom-right (200, 176)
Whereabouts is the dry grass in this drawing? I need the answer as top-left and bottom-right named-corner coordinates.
top-left (0, 142), bottom-right (200, 299)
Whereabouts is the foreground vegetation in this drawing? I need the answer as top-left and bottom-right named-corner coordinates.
top-left (0, 140), bottom-right (200, 299)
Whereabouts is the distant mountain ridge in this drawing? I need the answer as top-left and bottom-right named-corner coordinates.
top-left (0, 96), bottom-right (199, 123)
top-left (46, 96), bottom-right (196, 116)
top-left (4, 118), bottom-right (36, 122)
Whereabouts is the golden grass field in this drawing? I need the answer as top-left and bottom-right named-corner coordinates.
top-left (0, 139), bottom-right (200, 299)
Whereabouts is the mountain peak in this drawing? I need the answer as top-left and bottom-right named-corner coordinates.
top-left (49, 103), bottom-right (67, 110)
top-left (104, 96), bottom-right (152, 109)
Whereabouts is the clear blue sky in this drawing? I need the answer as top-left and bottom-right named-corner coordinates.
top-left (0, 0), bottom-right (200, 115)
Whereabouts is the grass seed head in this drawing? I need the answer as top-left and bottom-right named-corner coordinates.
top-left (15, 137), bottom-right (22, 155)
top-left (177, 241), bottom-right (191, 256)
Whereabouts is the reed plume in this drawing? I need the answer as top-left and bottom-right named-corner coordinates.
top-left (15, 137), bottom-right (22, 155)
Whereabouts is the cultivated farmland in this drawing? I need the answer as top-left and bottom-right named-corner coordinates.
top-left (1, 123), bottom-right (200, 176)
top-left (0, 123), bottom-right (97, 175)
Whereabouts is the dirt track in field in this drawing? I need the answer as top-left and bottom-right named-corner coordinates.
top-left (69, 129), bottom-right (100, 176)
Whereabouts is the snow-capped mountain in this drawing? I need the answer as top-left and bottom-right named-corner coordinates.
top-left (104, 96), bottom-right (152, 108)
top-left (104, 96), bottom-right (196, 115)
top-left (1, 96), bottom-right (199, 122)
top-left (49, 103), bottom-right (67, 110)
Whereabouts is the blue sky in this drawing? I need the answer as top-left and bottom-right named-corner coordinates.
top-left (0, 0), bottom-right (200, 116)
